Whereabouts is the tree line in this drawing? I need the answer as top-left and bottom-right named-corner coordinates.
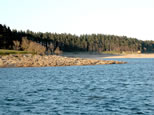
top-left (0, 24), bottom-right (154, 54)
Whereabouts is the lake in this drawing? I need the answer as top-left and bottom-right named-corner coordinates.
top-left (0, 58), bottom-right (154, 115)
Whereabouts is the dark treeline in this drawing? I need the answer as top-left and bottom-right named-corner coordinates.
top-left (0, 24), bottom-right (154, 53)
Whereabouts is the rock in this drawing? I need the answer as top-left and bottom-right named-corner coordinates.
top-left (0, 54), bottom-right (126, 68)
top-left (0, 59), bottom-right (3, 66)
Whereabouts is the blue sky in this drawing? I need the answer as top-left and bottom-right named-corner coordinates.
top-left (0, 0), bottom-right (154, 40)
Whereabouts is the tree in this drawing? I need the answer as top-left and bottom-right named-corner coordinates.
top-left (13, 40), bottom-right (20, 50)
top-left (21, 37), bottom-right (46, 55)
top-left (1, 24), bottom-right (154, 53)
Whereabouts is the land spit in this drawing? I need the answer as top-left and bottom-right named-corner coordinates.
top-left (0, 54), bottom-right (126, 68)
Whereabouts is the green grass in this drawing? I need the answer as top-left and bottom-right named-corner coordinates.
top-left (0, 49), bottom-right (33, 55)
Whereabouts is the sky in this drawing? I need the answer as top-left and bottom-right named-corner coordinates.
top-left (0, 0), bottom-right (154, 40)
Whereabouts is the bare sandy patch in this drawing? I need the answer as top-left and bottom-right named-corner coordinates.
top-left (62, 52), bottom-right (154, 59)
top-left (103, 53), bottom-right (154, 58)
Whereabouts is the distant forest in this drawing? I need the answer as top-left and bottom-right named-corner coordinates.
top-left (0, 24), bottom-right (154, 54)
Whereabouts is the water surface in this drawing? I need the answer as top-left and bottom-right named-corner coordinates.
top-left (0, 58), bottom-right (154, 115)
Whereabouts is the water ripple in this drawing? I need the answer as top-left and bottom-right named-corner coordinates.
top-left (0, 59), bottom-right (154, 114)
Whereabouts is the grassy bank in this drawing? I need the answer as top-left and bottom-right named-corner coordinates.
top-left (0, 49), bottom-right (32, 55)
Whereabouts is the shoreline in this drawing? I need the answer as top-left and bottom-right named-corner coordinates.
top-left (0, 54), bottom-right (126, 68)
top-left (62, 52), bottom-right (154, 59)
top-left (103, 53), bottom-right (154, 58)
top-left (1, 52), bottom-right (153, 68)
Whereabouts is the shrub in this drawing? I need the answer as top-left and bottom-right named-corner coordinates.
top-left (13, 40), bottom-right (20, 50)
top-left (21, 37), bottom-right (46, 55)
top-left (54, 47), bottom-right (62, 55)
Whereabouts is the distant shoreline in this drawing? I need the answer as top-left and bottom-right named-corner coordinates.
top-left (62, 52), bottom-right (154, 59)
top-left (103, 53), bottom-right (154, 58)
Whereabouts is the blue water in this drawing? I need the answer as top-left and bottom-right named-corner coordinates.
top-left (0, 58), bottom-right (154, 115)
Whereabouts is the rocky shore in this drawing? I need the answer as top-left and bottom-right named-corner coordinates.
top-left (0, 54), bottom-right (126, 68)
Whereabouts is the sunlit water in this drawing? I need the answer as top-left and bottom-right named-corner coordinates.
top-left (0, 58), bottom-right (154, 115)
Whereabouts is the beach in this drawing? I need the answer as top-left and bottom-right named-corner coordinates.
top-left (103, 53), bottom-right (154, 58)
top-left (62, 52), bottom-right (154, 59)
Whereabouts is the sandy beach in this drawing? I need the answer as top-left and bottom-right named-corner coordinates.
top-left (62, 52), bottom-right (154, 59)
top-left (103, 53), bottom-right (154, 58)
